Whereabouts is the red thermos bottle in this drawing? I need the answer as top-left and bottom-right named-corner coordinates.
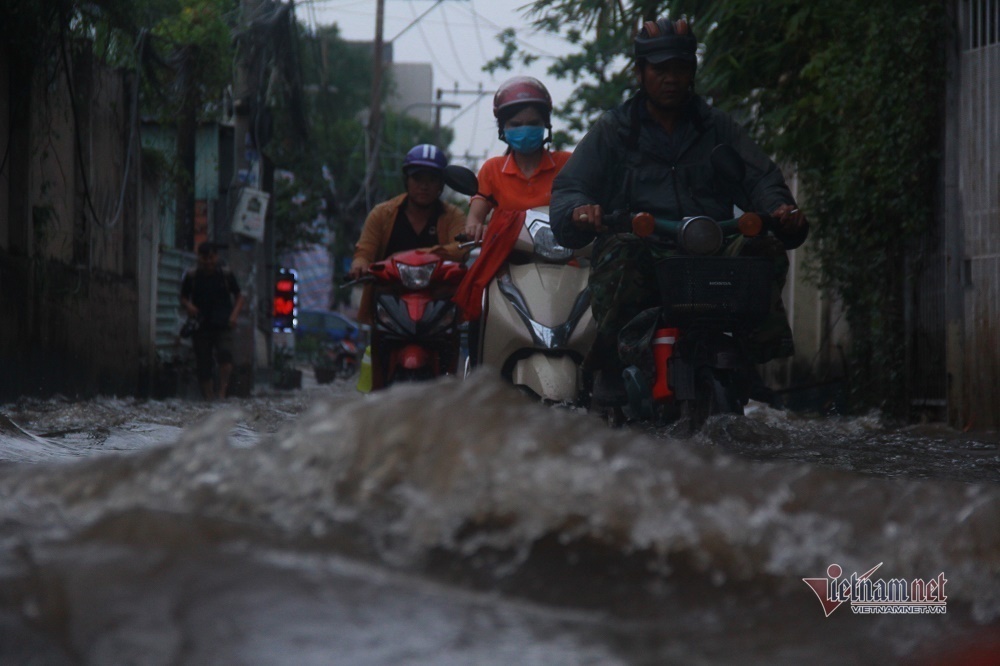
top-left (652, 327), bottom-right (678, 401)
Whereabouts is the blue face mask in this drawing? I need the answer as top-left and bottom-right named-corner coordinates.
top-left (504, 125), bottom-right (546, 154)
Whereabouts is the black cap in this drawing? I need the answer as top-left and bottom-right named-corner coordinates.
top-left (634, 18), bottom-right (697, 64)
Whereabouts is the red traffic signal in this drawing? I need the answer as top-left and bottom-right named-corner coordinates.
top-left (273, 268), bottom-right (298, 332)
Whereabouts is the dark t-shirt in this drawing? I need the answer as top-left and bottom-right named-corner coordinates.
top-left (181, 268), bottom-right (241, 331)
top-left (383, 201), bottom-right (442, 258)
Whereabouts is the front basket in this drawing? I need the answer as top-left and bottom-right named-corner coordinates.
top-left (655, 256), bottom-right (773, 328)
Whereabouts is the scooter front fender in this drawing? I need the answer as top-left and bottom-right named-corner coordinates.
top-left (511, 354), bottom-right (581, 403)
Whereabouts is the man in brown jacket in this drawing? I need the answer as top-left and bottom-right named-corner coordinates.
top-left (349, 143), bottom-right (466, 323)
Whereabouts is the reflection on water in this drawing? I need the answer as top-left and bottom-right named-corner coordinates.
top-left (0, 373), bottom-right (998, 664)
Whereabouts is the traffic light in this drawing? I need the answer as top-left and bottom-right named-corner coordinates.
top-left (273, 268), bottom-right (298, 332)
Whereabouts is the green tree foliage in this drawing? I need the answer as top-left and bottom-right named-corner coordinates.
top-left (266, 22), bottom-right (453, 262)
top-left (149, 0), bottom-right (235, 106)
top-left (486, 2), bottom-right (661, 133)
top-left (149, 0), bottom-right (237, 249)
top-left (499, 0), bottom-right (946, 416)
top-left (1, 1), bottom-right (133, 61)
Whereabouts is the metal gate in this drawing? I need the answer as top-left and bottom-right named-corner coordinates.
top-left (951, 0), bottom-right (1000, 425)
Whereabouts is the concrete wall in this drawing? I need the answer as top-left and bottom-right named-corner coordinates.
top-left (0, 43), bottom-right (146, 400)
top-left (761, 167), bottom-right (850, 401)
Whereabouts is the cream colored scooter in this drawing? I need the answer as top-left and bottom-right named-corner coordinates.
top-left (474, 208), bottom-right (596, 404)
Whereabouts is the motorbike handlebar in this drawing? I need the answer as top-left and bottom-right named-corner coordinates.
top-left (453, 233), bottom-right (482, 251)
top-left (613, 210), bottom-right (788, 256)
top-left (340, 275), bottom-right (376, 289)
top-left (629, 211), bottom-right (778, 240)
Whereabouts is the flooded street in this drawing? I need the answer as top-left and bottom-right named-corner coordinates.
top-left (1, 373), bottom-right (998, 665)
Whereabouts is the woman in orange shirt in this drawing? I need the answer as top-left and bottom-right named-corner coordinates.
top-left (456, 77), bottom-right (570, 365)
top-left (463, 77), bottom-right (571, 242)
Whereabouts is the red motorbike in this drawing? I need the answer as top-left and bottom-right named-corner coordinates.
top-left (313, 338), bottom-right (360, 384)
top-left (363, 248), bottom-right (467, 389)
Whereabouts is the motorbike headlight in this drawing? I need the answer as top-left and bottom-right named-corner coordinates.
top-left (679, 216), bottom-right (723, 256)
top-left (397, 261), bottom-right (438, 290)
top-left (528, 220), bottom-right (573, 262)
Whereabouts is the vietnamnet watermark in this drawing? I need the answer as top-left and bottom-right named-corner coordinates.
top-left (803, 563), bottom-right (948, 617)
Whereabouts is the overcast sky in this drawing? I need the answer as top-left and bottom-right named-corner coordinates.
top-left (303, 0), bottom-right (578, 168)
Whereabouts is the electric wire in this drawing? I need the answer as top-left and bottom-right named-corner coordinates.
top-left (101, 29), bottom-right (147, 231)
top-left (408, 2), bottom-right (462, 86)
top-left (389, 0), bottom-right (444, 42)
top-left (58, 23), bottom-right (117, 233)
top-left (296, 0), bottom-right (371, 8)
top-left (0, 107), bottom-right (13, 181)
top-left (461, 3), bottom-right (559, 59)
top-left (465, 93), bottom-right (485, 157)
top-left (444, 92), bottom-right (490, 127)
top-left (467, 0), bottom-right (492, 63)
top-left (438, 3), bottom-right (477, 85)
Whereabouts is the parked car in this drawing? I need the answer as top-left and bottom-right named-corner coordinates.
top-left (296, 309), bottom-right (360, 343)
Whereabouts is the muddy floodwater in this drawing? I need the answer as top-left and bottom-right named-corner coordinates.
top-left (1, 373), bottom-right (998, 665)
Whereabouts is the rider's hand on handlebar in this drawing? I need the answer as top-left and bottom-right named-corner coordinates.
top-left (572, 204), bottom-right (607, 232)
top-left (464, 220), bottom-right (486, 243)
top-left (770, 204), bottom-right (806, 234)
top-left (348, 258), bottom-right (370, 280)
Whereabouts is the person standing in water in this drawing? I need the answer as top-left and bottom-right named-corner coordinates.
top-left (180, 242), bottom-right (244, 401)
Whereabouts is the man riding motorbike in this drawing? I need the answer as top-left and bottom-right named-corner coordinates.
top-left (549, 16), bottom-right (808, 407)
top-left (349, 143), bottom-right (467, 318)
top-left (349, 144), bottom-right (467, 388)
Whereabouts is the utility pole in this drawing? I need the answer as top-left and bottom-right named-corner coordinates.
top-left (433, 87), bottom-right (444, 146)
top-left (436, 83), bottom-right (494, 148)
top-left (366, 0), bottom-right (459, 203)
top-left (365, 0), bottom-right (386, 211)
top-left (229, 0), bottom-right (266, 396)
top-left (439, 83), bottom-right (494, 100)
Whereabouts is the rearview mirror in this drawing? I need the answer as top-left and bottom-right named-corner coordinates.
top-left (444, 164), bottom-right (479, 197)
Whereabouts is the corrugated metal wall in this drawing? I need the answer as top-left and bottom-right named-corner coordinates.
top-left (956, 0), bottom-right (1000, 427)
top-left (156, 247), bottom-right (195, 363)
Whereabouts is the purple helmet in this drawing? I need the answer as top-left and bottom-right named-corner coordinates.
top-left (402, 144), bottom-right (447, 175)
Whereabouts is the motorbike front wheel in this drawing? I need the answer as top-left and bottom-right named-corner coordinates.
top-left (683, 367), bottom-right (743, 431)
top-left (335, 355), bottom-right (358, 379)
top-left (314, 366), bottom-right (337, 384)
